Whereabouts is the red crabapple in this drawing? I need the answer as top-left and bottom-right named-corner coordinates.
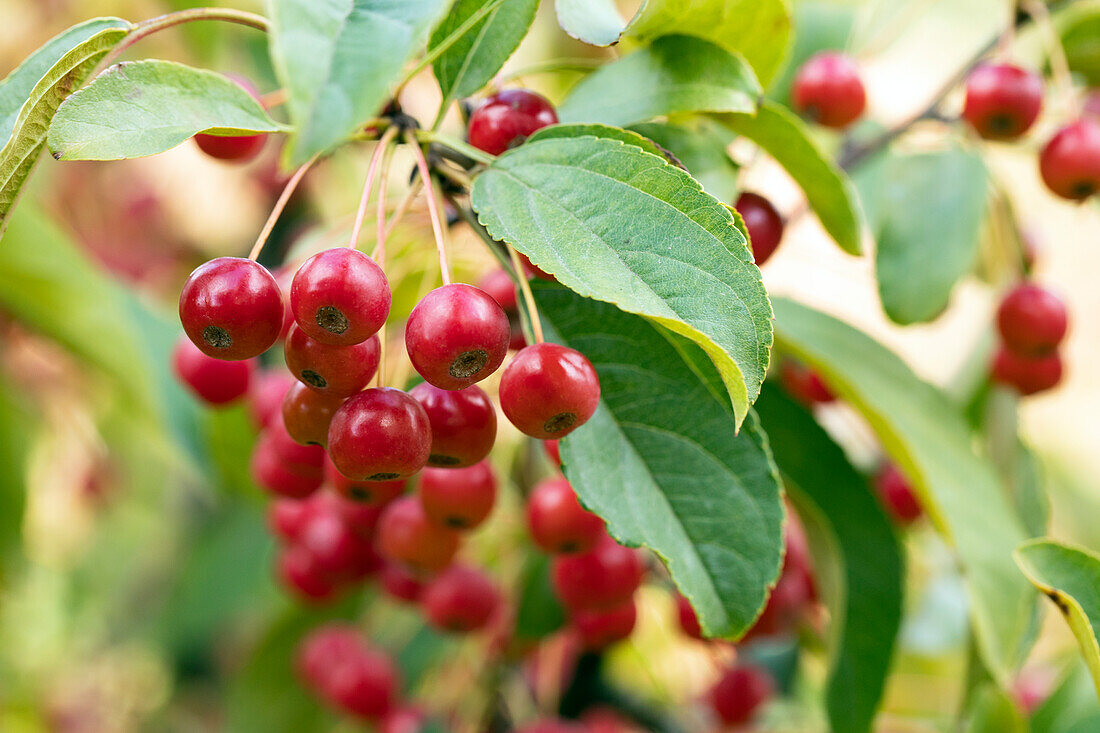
top-left (734, 192), bottom-right (784, 266)
top-left (791, 52), bottom-right (866, 128)
top-left (405, 284), bottom-right (510, 390)
top-left (172, 335), bottom-right (253, 405)
top-left (291, 248), bottom-right (390, 346)
top-left (996, 283), bottom-right (1068, 356)
top-left (991, 347), bottom-right (1063, 395)
top-left (179, 257), bottom-right (283, 360)
top-left (962, 63), bottom-right (1043, 140)
top-left (418, 461), bottom-right (498, 529)
top-left (284, 325), bottom-right (380, 397)
top-left (552, 535), bottom-right (644, 610)
top-left (526, 477), bottom-right (605, 554)
top-left (375, 496), bottom-right (460, 573)
top-left (422, 564), bottom-right (502, 633)
top-left (499, 343), bottom-right (600, 439)
top-left (1040, 118), bottom-right (1100, 200)
top-left (410, 382), bottom-right (497, 467)
top-left (572, 598), bottom-right (637, 649)
top-left (708, 664), bottom-right (774, 726)
top-left (328, 389), bottom-right (432, 481)
top-left (468, 89), bottom-right (558, 156)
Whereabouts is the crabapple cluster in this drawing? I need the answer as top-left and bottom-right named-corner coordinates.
top-left (991, 281), bottom-right (1069, 396)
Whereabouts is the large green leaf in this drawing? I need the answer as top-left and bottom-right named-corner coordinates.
top-left (536, 284), bottom-right (784, 639)
top-left (430, 0), bottom-right (538, 103)
top-left (1057, 1), bottom-right (1100, 87)
top-left (1015, 540), bottom-right (1100, 700)
top-left (854, 147), bottom-right (988, 324)
top-left (0, 18), bottom-right (130, 237)
top-left (630, 119), bottom-right (740, 202)
top-left (471, 135), bottom-right (772, 428)
top-left (721, 101), bottom-right (863, 256)
top-left (554, 0), bottom-right (627, 46)
top-left (755, 386), bottom-right (902, 733)
top-left (268, 0), bottom-right (446, 165)
top-left (48, 60), bottom-right (282, 160)
top-left (558, 35), bottom-right (761, 127)
top-left (527, 122), bottom-right (670, 160)
top-left (965, 684), bottom-right (1026, 733)
top-left (771, 297), bottom-right (1034, 684)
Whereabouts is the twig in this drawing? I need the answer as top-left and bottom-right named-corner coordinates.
top-left (373, 143), bottom-right (396, 389)
top-left (247, 156), bottom-right (318, 261)
top-left (101, 8), bottom-right (269, 69)
top-left (1022, 0), bottom-right (1077, 116)
top-left (507, 244), bottom-right (544, 343)
top-left (416, 129), bottom-right (496, 167)
top-left (406, 131), bottom-right (452, 285)
top-left (349, 126), bottom-right (400, 251)
top-left (380, 178), bottom-right (424, 245)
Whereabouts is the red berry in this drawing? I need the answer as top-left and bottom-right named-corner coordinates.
top-left (405, 284), bottom-right (510, 390)
top-left (179, 257), bottom-right (284, 360)
top-left (734, 192), bottom-right (784, 266)
top-left (247, 369), bottom-right (294, 428)
top-left (296, 624), bottom-right (361, 688)
top-left (278, 545), bottom-right (338, 601)
top-left (1040, 118), bottom-right (1100, 200)
top-left (991, 347), bottom-right (1063, 395)
top-left (319, 488), bottom-right (387, 537)
top-left (997, 283), bottom-right (1068, 356)
top-left (792, 52), bottom-right (866, 128)
top-left (779, 359), bottom-right (835, 405)
top-left (478, 269), bottom-right (518, 312)
top-left (874, 463), bottom-right (922, 525)
top-left (552, 535), bottom-right (645, 611)
top-left (743, 564), bottom-right (812, 640)
top-left (572, 598), bottom-right (637, 649)
top-left (380, 561), bottom-right (426, 602)
top-left (526, 477), bottom-right (605, 554)
top-left (468, 89), bottom-right (558, 156)
top-left (962, 63), bottom-right (1043, 140)
top-left (328, 389), bottom-right (432, 481)
top-left (709, 664), bottom-right (774, 726)
top-left (195, 130), bottom-right (266, 161)
top-left (422, 564), bottom-right (502, 633)
top-left (375, 496), bottom-right (460, 573)
top-left (285, 325), bottom-right (380, 397)
top-left (325, 646), bottom-right (399, 720)
top-left (519, 252), bottom-right (555, 281)
top-left (675, 592), bottom-right (703, 639)
top-left (269, 498), bottom-right (313, 542)
top-left (418, 461), bottom-right (498, 529)
top-left (251, 438), bottom-right (323, 499)
top-left (282, 381), bottom-right (345, 447)
top-left (297, 506), bottom-right (363, 579)
top-left (291, 248), bottom-right (390, 346)
top-left (325, 457), bottom-right (407, 506)
top-left (172, 335), bottom-right (254, 405)
top-left (543, 439), bottom-right (561, 466)
top-left (274, 265), bottom-right (297, 341)
top-left (265, 417), bottom-right (328, 475)
top-left (499, 343), bottom-right (600, 439)
top-left (410, 382), bottom-right (497, 467)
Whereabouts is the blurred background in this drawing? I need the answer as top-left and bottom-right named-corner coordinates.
top-left (0, 0), bottom-right (1097, 731)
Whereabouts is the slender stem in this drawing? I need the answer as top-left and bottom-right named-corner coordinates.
top-left (102, 8), bottom-right (269, 69)
top-left (373, 145), bottom-right (396, 389)
top-left (260, 88), bottom-right (288, 110)
top-left (416, 129), bottom-right (495, 167)
top-left (248, 156), bottom-right (318, 261)
top-left (1023, 0), bottom-right (1077, 116)
top-left (433, 163), bottom-right (473, 190)
top-left (406, 131), bottom-right (452, 285)
top-left (381, 178), bottom-right (424, 244)
top-left (496, 57), bottom-right (604, 84)
top-left (400, 0), bottom-right (507, 89)
top-left (508, 244), bottom-right (544, 343)
top-left (349, 126), bottom-right (400, 250)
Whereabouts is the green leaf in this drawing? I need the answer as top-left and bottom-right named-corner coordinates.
top-left (630, 119), bottom-right (740, 202)
top-left (430, 0), bottom-right (538, 103)
top-left (554, 0), bottom-right (627, 46)
top-left (514, 553), bottom-right (567, 641)
top-left (1057, 1), bottom-right (1100, 87)
top-left (536, 284), bottom-right (784, 639)
top-left (627, 0), bottom-right (793, 87)
top-left (48, 60), bottom-right (282, 161)
top-left (558, 35), bottom-right (761, 127)
top-left (471, 134), bottom-right (773, 428)
top-left (528, 122), bottom-right (671, 160)
top-left (771, 297), bottom-right (1034, 685)
top-left (767, 1), bottom-right (855, 105)
top-left (853, 147), bottom-right (988, 324)
top-left (0, 18), bottom-right (130, 237)
top-left (1015, 539), bottom-right (1100, 700)
top-left (755, 386), bottom-right (903, 733)
top-left (1032, 661), bottom-right (1100, 733)
top-left (720, 101), bottom-right (863, 255)
top-left (965, 684), bottom-right (1026, 733)
top-left (269, 0), bottom-right (447, 166)
top-left (0, 382), bottom-right (35, 577)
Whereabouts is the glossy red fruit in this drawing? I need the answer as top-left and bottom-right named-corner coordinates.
top-left (375, 496), bottom-right (460, 573)
top-left (779, 359), bottom-right (835, 405)
top-left (572, 598), bottom-right (637, 649)
top-left (405, 284), bottom-right (510, 390)
top-left (962, 63), bottom-right (1043, 140)
top-left (265, 417), bottom-right (328, 475)
top-left (422, 564), bottom-right (502, 633)
top-left (519, 253), bottom-right (555, 281)
top-left (297, 507), bottom-right (362, 579)
top-left (380, 562), bottom-right (426, 602)
top-left (278, 545), bottom-right (338, 601)
top-left (296, 624), bottom-right (362, 688)
top-left (675, 592), bottom-right (703, 640)
top-left (251, 439), bottom-right (324, 498)
top-left (328, 389), bottom-right (432, 481)
top-left (709, 664), bottom-right (774, 726)
top-left (282, 381), bottom-right (346, 447)
top-left (792, 52), bottom-right (865, 128)
top-left (172, 335), bottom-right (254, 405)
top-left (1040, 118), bottom-right (1100, 200)
top-left (543, 439), bottom-right (561, 466)
top-left (468, 88), bottom-right (558, 156)
top-left (991, 347), bottom-right (1064, 396)
top-left (479, 269), bottom-right (518, 312)
top-left (743, 564), bottom-right (813, 640)
top-left (320, 489), bottom-right (387, 537)
top-left (325, 457), bottom-right (407, 506)
top-left (291, 248), bottom-right (391, 346)
top-left (526, 477), bottom-right (605, 554)
top-left (325, 646), bottom-right (399, 720)
top-left (418, 461), bottom-right (498, 529)
top-left (410, 382), bottom-right (497, 467)
top-left (499, 343), bottom-right (600, 439)
top-left (285, 325), bottom-right (380, 397)
top-left (179, 257), bottom-right (284, 360)
top-left (874, 463), bottom-right (922, 525)
top-left (269, 498), bottom-right (312, 542)
top-left (735, 193), bottom-right (784, 266)
top-left (248, 369), bottom-right (294, 428)
top-left (997, 283), bottom-right (1068, 356)
top-left (552, 536), bottom-right (645, 611)
top-left (194, 76), bottom-right (266, 161)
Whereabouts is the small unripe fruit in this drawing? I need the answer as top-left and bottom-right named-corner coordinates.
top-left (179, 257), bottom-right (283, 360)
top-left (791, 52), bottom-right (866, 128)
top-left (499, 343), bottom-right (600, 439)
top-left (376, 496), bottom-right (460, 573)
top-left (405, 284), bottom-right (510, 390)
top-left (172, 335), bottom-right (253, 405)
top-left (291, 248), bottom-right (391, 346)
top-left (1040, 119), bottom-right (1100, 200)
top-left (526, 477), bottom-right (605, 554)
top-left (418, 461), bottom-right (498, 529)
top-left (996, 283), bottom-right (1068, 356)
top-left (962, 64), bottom-right (1043, 140)
top-left (422, 564), bottom-right (501, 633)
top-left (734, 192), bottom-right (784, 266)
top-left (328, 389), bottom-right (432, 481)
top-left (468, 89), bottom-right (558, 156)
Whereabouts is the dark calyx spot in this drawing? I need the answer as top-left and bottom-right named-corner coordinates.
top-left (367, 472), bottom-right (400, 481)
top-left (300, 370), bottom-right (327, 389)
top-left (987, 113), bottom-right (1016, 136)
top-left (450, 349), bottom-right (488, 379)
top-left (444, 516), bottom-right (469, 529)
top-left (1072, 181), bottom-right (1096, 199)
top-left (558, 540), bottom-right (579, 553)
top-left (349, 486), bottom-right (373, 502)
top-left (316, 306), bottom-right (349, 335)
top-left (543, 412), bottom-right (577, 435)
top-left (203, 325), bottom-right (232, 349)
top-left (429, 453), bottom-right (461, 467)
